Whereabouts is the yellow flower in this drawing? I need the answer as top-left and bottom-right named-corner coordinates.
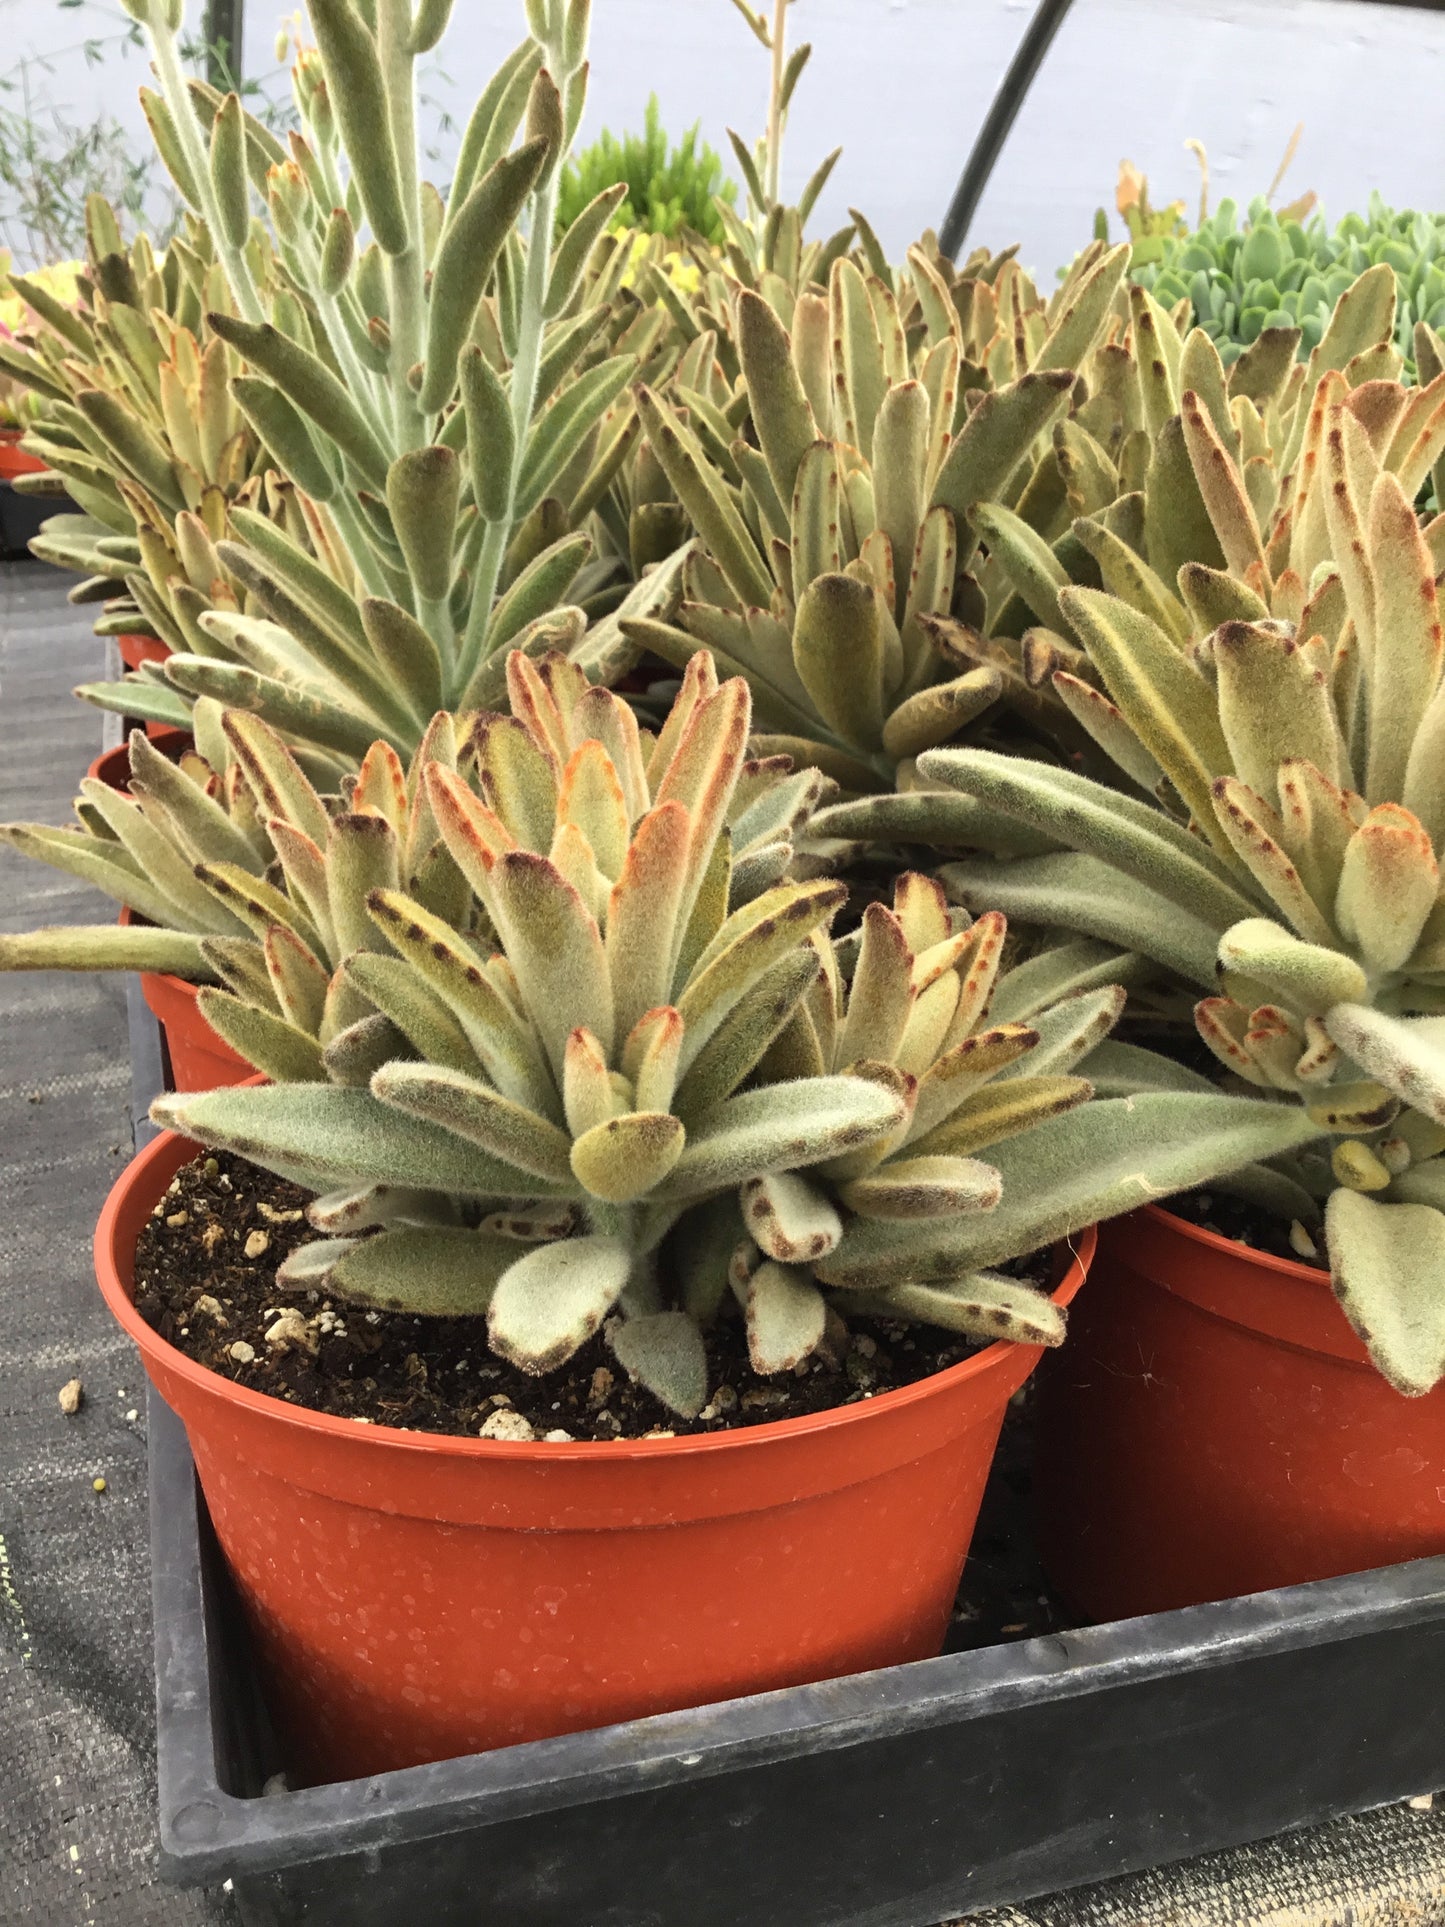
top-left (618, 229), bottom-right (710, 301)
top-left (0, 250), bottom-right (84, 335)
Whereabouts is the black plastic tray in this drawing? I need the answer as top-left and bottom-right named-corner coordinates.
top-left (148, 1392), bottom-right (1445, 1927)
top-left (130, 983), bottom-right (1445, 1927)
top-left (0, 479), bottom-right (53, 556)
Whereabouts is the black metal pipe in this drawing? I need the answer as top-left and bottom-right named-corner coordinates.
top-left (938, 0), bottom-right (1445, 264)
top-left (938, 0), bottom-right (1077, 261)
top-left (203, 0), bottom-right (246, 88)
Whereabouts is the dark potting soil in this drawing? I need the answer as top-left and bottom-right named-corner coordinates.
top-left (1166, 1186), bottom-right (1327, 1270)
top-left (132, 1151), bottom-right (1055, 1443)
top-left (946, 1382), bottom-right (1071, 1650)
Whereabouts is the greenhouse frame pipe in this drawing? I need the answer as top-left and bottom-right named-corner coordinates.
top-left (203, 0), bottom-right (245, 87)
top-left (938, 0), bottom-right (1445, 263)
top-left (938, 0), bottom-right (1076, 261)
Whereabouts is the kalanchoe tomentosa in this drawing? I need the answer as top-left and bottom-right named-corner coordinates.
top-left (149, 652), bottom-right (898, 1415)
top-left (621, 245), bottom-right (1137, 819)
top-left (75, 0), bottom-right (697, 759)
top-left (926, 361), bottom-right (1445, 1397)
top-left (149, 650), bottom-right (1301, 1414)
top-left (808, 259), bottom-right (1445, 871)
top-left (0, 700), bottom-right (479, 1032)
top-left (2, 191), bottom-right (277, 637)
top-left (0, 645), bottom-right (818, 1070)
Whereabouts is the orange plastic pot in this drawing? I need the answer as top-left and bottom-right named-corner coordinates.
top-left (86, 724), bottom-right (192, 791)
top-left (140, 967), bottom-right (252, 1090)
top-left (115, 632), bottom-right (176, 741)
top-left (1034, 1205), bottom-right (1445, 1623)
top-left (0, 426), bottom-right (45, 479)
top-left (116, 906), bottom-right (252, 1091)
top-left (117, 630), bottom-right (172, 671)
top-left (97, 1125), bottom-right (1095, 1786)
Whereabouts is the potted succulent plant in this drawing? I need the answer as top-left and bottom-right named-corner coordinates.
top-left (93, 647), bottom-right (1306, 1783)
top-left (0, 556), bottom-right (677, 1087)
top-left (922, 281), bottom-right (1445, 1616)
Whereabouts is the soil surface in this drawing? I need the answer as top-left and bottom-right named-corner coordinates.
top-left (133, 1151), bottom-right (1054, 1441)
top-left (1166, 1186), bottom-right (1326, 1269)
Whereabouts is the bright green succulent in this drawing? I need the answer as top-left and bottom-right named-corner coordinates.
top-left (1137, 191), bottom-right (1445, 373)
top-left (557, 94), bottom-right (737, 247)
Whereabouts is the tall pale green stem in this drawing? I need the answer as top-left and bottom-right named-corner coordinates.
top-left (456, 165), bottom-right (559, 688)
top-left (147, 17), bottom-right (266, 325)
top-left (456, 516), bottom-right (511, 702)
top-left (377, 0), bottom-right (427, 454)
top-left (330, 496), bottom-right (393, 600)
top-left (456, 25), bottom-right (577, 693)
top-left (764, 0), bottom-right (788, 206)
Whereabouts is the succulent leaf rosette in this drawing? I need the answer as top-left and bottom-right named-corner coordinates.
top-left (926, 334), bottom-right (1445, 1396)
top-left (1137, 192), bottom-right (1445, 374)
top-left (624, 243), bottom-right (1142, 824)
top-left (131, 652), bottom-right (1286, 1415)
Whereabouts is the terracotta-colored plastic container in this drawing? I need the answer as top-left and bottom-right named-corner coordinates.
top-left (1035, 1205), bottom-right (1445, 1623)
top-left (116, 630), bottom-right (172, 671)
top-left (86, 724), bottom-right (192, 792)
top-left (141, 967), bottom-right (252, 1091)
top-left (115, 898), bottom-right (252, 1092)
top-left (114, 632), bottom-right (176, 740)
top-left (97, 1125), bottom-right (1095, 1785)
top-left (0, 426), bottom-right (45, 479)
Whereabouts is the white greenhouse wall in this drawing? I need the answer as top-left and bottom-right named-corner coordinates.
top-left (7, 0), bottom-right (1445, 274)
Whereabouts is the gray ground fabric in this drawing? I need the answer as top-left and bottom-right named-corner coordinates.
top-left (1, 564), bottom-right (235, 1924)
top-left (1, 560), bottom-right (1442, 1927)
top-left (960, 1799), bottom-right (1445, 1924)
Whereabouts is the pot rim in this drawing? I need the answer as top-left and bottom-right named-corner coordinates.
top-left (1122, 1200), bottom-right (1379, 1372)
top-left (97, 1121), bottom-right (1095, 1464)
top-left (89, 725), bottom-right (192, 790)
top-left (1140, 1200), bottom-right (1325, 1287)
